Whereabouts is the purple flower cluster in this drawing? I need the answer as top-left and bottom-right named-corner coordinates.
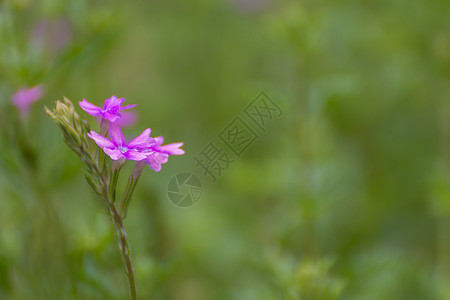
top-left (80, 96), bottom-right (184, 172)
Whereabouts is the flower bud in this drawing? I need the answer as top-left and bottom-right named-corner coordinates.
top-left (45, 98), bottom-right (97, 170)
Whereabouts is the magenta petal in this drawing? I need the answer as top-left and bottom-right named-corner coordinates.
top-left (102, 111), bottom-right (120, 122)
top-left (158, 142), bottom-right (185, 155)
top-left (103, 148), bottom-right (124, 160)
top-left (149, 163), bottom-right (162, 172)
top-left (87, 131), bottom-right (115, 149)
top-left (153, 136), bottom-right (164, 147)
top-left (104, 95), bottom-right (125, 109)
top-left (156, 152), bottom-right (169, 164)
top-left (145, 152), bottom-right (169, 172)
top-left (79, 99), bottom-right (102, 116)
top-left (108, 122), bottom-right (125, 146)
top-left (140, 141), bottom-right (156, 148)
top-left (129, 143), bottom-right (155, 151)
top-left (124, 151), bottom-right (148, 161)
top-left (103, 96), bottom-right (115, 108)
top-left (132, 142), bottom-right (156, 151)
top-left (121, 104), bottom-right (137, 110)
top-left (127, 128), bottom-right (152, 148)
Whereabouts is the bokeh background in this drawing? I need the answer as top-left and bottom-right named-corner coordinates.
top-left (1, 0), bottom-right (450, 299)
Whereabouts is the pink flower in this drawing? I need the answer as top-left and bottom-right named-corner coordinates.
top-left (88, 122), bottom-right (155, 161)
top-left (79, 96), bottom-right (136, 123)
top-left (95, 110), bottom-right (138, 128)
top-left (144, 137), bottom-right (185, 172)
top-left (11, 85), bottom-right (44, 117)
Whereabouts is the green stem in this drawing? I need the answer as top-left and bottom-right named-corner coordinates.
top-left (101, 182), bottom-right (137, 300)
top-left (109, 162), bottom-right (122, 203)
top-left (118, 175), bottom-right (140, 219)
top-left (90, 157), bottom-right (136, 299)
top-left (118, 161), bottom-right (146, 219)
top-left (98, 146), bottom-right (106, 175)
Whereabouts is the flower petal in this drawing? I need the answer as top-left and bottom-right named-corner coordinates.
top-left (153, 136), bottom-right (164, 147)
top-left (103, 148), bottom-right (124, 160)
top-left (108, 122), bottom-right (125, 146)
top-left (79, 99), bottom-right (102, 116)
top-left (87, 131), bottom-right (115, 149)
top-left (145, 152), bottom-right (169, 172)
top-left (120, 104), bottom-right (137, 110)
top-left (123, 150), bottom-right (148, 161)
top-left (127, 128), bottom-right (152, 148)
top-left (102, 111), bottom-right (120, 122)
top-left (157, 142), bottom-right (185, 155)
top-left (104, 95), bottom-right (125, 110)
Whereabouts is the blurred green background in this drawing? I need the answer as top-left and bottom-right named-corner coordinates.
top-left (0, 0), bottom-right (449, 299)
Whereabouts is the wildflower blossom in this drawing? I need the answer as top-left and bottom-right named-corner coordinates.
top-left (144, 137), bottom-right (185, 172)
top-left (88, 122), bottom-right (154, 161)
top-left (12, 85), bottom-right (43, 116)
top-left (47, 96), bottom-right (186, 300)
top-left (79, 96), bottom-right (136, 122)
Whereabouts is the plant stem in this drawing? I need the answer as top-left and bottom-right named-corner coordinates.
top-left (107, 197), bottom-right (137, 300)
top-left (109, 162), bottom-right (122, 203)
top-left (102, 183), bottom-right (138, 300)
top-left (118, 161), bottom-right (145, 218)
top-left (80, 149), bottom-right (138, 299)
top-left (98, 146), bottom-right (106, 175)
top-left (92, 160), bottom-right (137, 300)
top-left (118, 176), bottom-right (139, 219)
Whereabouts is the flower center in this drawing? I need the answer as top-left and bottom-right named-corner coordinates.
top-left (101, 108), bottom-right (118, 113)
top-left (118, 146), bottom-right (129, 153)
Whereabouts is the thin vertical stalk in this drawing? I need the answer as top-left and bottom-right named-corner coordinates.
top-left (118, 176), bottom-right (140, 219)
top-left (90, 156), bottom-right (136, 299)
top-left (98, 145), bottom-right (106, 175)
top-left (109, 162), bottom-right (122, 203)
top-left (101, 179), bottom-right (137, 300)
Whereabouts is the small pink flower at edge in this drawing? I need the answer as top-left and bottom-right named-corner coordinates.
top-left (79, 95), bottom-right (137, 122)
top-left (144, 136), bottom-right (185, 172)
top-left (11, 85), bottom-right (43, 116)
top-left (88, 122), bottom-right (154, 161)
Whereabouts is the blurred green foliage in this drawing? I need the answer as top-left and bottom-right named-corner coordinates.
top-left (0, 0), bottom-right (449, 299)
